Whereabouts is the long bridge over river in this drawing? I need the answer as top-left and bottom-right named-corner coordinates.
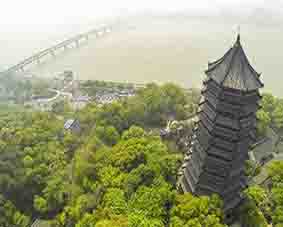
top-left (0, 20), bottom-right (196, 95)
top-left (0, 23), bottom-right (118, 75)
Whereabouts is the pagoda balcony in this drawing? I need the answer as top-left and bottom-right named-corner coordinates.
top-left (197, 181), bottom-right (222, 195)
top-left (206, 146), bottom-right (233, 162)
top-left (184, 165), bottom-right (199, 185)
top-left (211, 137), bottom-right (236, 151)
top-left (205, 155), bottom-right (231, 174)
top-left (191, 146), bottom-right (206, 167)
top-left (199, 171), bottom-right (227, 186)
top-left (180, 175), bottom-right (194, 193)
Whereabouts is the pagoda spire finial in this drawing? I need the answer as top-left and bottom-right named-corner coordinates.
top-left (236, 25), bottom-right (241, 43)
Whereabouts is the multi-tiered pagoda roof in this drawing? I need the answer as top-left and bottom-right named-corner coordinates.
top-left (205, 35), bottom-right (263, 91)
top-left (178, 34), bottom-right (264, 214)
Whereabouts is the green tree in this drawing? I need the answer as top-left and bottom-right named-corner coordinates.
top-left (170, 193), bottom-right (226, 227)
top-left (128, 212), bottom-right (163, 227)
top-left (52, 100), bottom-right (72, 115)
top-left (256, 109), bottom-right (271, 135)
top-left (98, 166), bottom-right (127, 188)
top-left (272, 101), bottom-right (283, 129)
top-left (267, 161), bottom-right (283, 185)
top-left (110, 139), bottom-right (146, 172)
top-left (0, 195), bottom-right (30, 227)
top-left (129, 178), bottom-right (174, 221)
top-left (261, 93), bottom-right (277, 113)
top-left (75, 213), bottom-right (96, 227)
top-left (96, 125), bottom-right (120, 146)
top-left (101, 188), bottom-right (127, 215)
top-left (95, 215), bottom-right (128, 227)
top-left (125, 164), bottom-right (155, 196)
top-left (240, 202), bottom-right (268, 227)
top-left (34, 172), bottom-right (69, 214)
top-left (121, 126), bottom-right (146, 140)
top-left (244, 186), bottom-right (269, 209)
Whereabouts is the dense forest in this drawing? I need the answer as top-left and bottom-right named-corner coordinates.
top-left (1, 83), bottom-right (283, 227)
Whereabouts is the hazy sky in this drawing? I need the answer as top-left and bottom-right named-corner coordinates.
top-left (1, 0), bottom-right (281, 29)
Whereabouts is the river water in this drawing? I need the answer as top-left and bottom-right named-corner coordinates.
top-left (2, 16), bottom-right (283, 96)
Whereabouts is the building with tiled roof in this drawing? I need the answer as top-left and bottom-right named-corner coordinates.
top-left (178, 34), bottom-right (264, 217)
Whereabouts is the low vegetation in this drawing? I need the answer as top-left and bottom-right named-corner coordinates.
top-left (257, 93), bottom-right (283, 135)
top-left (1, 83), bottom-right (282, 227)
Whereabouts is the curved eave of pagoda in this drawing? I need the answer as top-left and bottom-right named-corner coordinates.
top-left (206, 47), bottom-right (234, 73)
top-left (218, 83), bottom-right (262, 95)
top-left (237, 43), bottom-right (264, 89)
top-left (204, 41), bottom-right (264, 91)
top-left (221, 82), bottom-right (264, 93)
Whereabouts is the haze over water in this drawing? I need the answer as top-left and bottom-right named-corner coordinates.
top-left (1, 2), bottom-right (283, 96)
top-left (30, 16), bottom-right (283, 97)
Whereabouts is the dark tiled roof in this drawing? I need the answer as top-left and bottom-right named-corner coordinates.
top-left (64, 119), bottom-right (75, 129)
top-left (205, 35), bottom-right (263, 91)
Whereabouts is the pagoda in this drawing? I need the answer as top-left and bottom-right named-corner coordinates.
top-left (178, 34), bottom-right (263, 213)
